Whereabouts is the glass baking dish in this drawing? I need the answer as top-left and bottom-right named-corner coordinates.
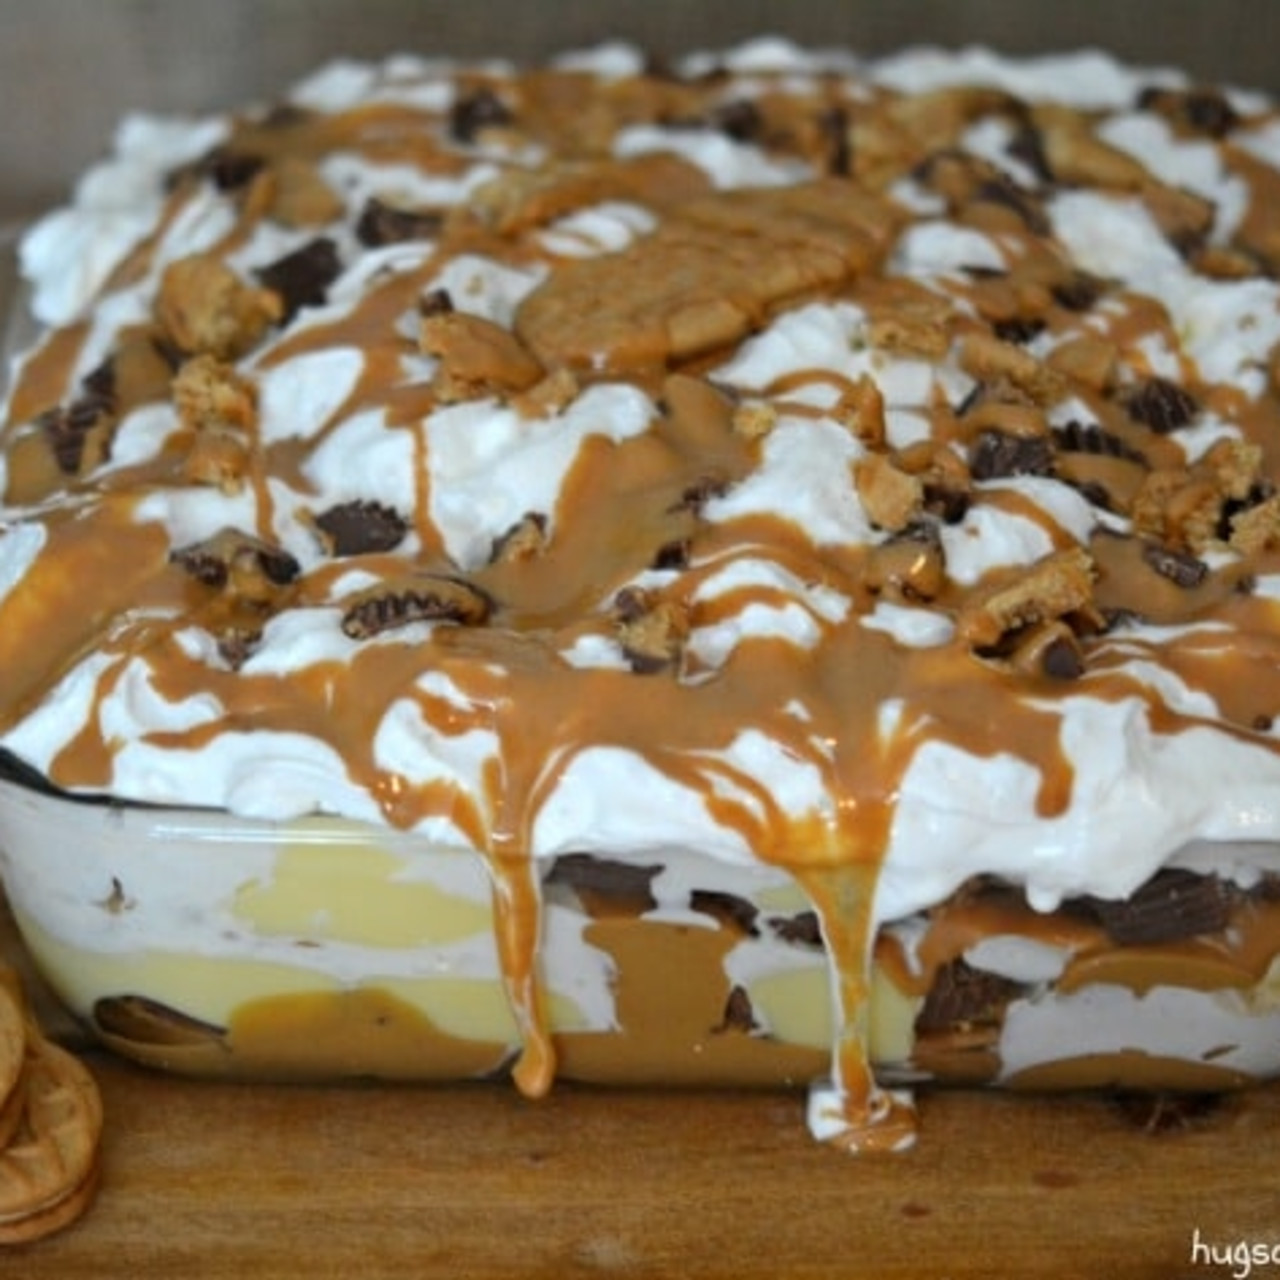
top-left (4, 757), bottom-right (1280, 1104)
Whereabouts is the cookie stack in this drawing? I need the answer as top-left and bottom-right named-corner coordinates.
top-left (0, 967), bottom-right (102, 1245)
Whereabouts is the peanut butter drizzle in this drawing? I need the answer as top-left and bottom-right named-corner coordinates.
top-left (10, 58), bottom-right (1280, 1136)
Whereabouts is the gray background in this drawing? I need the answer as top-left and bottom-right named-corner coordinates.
top-left (2, 0), bottom-right (1278, 221)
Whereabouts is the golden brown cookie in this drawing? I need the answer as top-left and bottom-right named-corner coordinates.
top-left (0, 1035), bottom-right (103, 1241)
top-left (0, 973), bottom-right (29, 1137)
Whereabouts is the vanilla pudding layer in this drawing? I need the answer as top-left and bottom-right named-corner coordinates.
top-left (5, 40), bottom-right (1280, 1148)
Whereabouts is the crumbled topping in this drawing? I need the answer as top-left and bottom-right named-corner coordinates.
top-left (156, 254), bottom-right (283, 359)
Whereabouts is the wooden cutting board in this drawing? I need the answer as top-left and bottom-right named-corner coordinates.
top-left (2, 892), bottom-right (1276, 1280)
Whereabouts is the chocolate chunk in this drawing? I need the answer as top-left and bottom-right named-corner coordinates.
top-left (216, 627), bottom-right (263, 670)
top-left (171, 528), bottom-right (300, 590)
top-left (1087, 870), bottom-right (1235, 945)
top-left (449, 86), bottom-right (514, 143)
top-left (1054, 419), bottom-right (1146, 463)
top-left (1005, 119), bottom-right (1054, 185)
top-left (714, 986), bottom-right (758, 1034)
top-left (969, 429), bottom-right (1055, 481)
top-left (651, 539), bottom-right (690, 571)
top-left (37, 391), bottom-right (115, 475)
top-left (924, 482), bottom-right (970, 524)
top-left (1137, 85), bottom-right (1241, 139)
top-left (254, 237), bottom-right (342, 321)
top-left (914, 959), bottom-right (1024, 1034)
top-left (689, 889), bottom-right (759, 937)
top-left (707, 98), bottom-right (764, 142)
top-left (1125, 377), bottom-right (1198, 433)
top-left (355, 197), bottom-right (445, 248)
top-left (991, 316), bottom-right (1046, 345)
top-left (315, 500), bottom-right (409, 556)
top-left (419, 287), bottom-right (455, 318)
top-left (670, 473), bottom-right (730, 513)
top-left (817, 103), bottom-right (852, 176)
top-left (973, 176), bottom-right (1049, 235)
top-left (1039, 629), bottom-right (1080, 680)
top-left (206, 148), bottom-right (267, 192)
top-left (770, 910), bottom-right (823, 948)
top-left (1050, 272), bottom-right (1103, 312)
top-left (340, 573), bottom-right (492, 638)
top-left (1065, 479), bottom-right (1118, 512)
top-left (1142, 541), bottom-right (1209, 589)
top-left (544, 854), bottom-right (659, 912)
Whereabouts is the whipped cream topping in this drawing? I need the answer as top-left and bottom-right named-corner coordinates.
top-left (5, 38), bottom-right (1280, 1147)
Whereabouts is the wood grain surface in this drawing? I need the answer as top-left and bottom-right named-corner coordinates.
top-left (1, 894), bottom-right (1276, 1280)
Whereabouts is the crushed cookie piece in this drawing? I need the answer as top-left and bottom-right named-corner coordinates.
top-left (420, 309), bottom-right (544, 401)
top-left (254, 237), bottom-right (342, 322)
top-left (171, 528), bottom-right (300, 601)
top-left (1046, 336), bottom-right (1119, 392)
top-left (834, 374), bottom-right (888, 448)
top-left (1133, 440), bottom-right (1268, 553)
top-left (1142, 180), bottom-right (1215, 259)
top-left (449, 85), bottom-right (514, 143)
top-left (969, 429), bottom-right (1054, 481)
top-left (314, 500), bottom-right (409, 556)
top-left (1142, 542), bottom-right (1209, 589)
top-left (172, 354), bottom-right (257, 434)
top-left (172, 355), bottom-right (259, 493)
top-left (1229, 493), bottom-right (1280, 554)
top-left (490, 512), bottom-right (549, 564)
top-left (731, 399), bottom-right (778, 441)
top-left (612, 587), bottom-right (691, 673)
top-left (355, 197), bottom-right (445, 247)
top-left (511, 367), bottom-right (580, 420)
top-left (1125, 376), bottom-right (1198, 433)
top-left (958, 332), bottom-right (1064, 403)
top-left (958, 548), bottom-right (1096, 650)
top-left (897, 439), bottom-right (972, 524)
top-left (864, 520), bottom-right (947, 603)
top-left (1032, 103), bottom-right (1150, 189)
top-left (340, 573), bottom-right (492, 638)
top-left (855, 453), bottom-right (924, 532)
top-left (963, 397), bottom-right (1048, 442)
top-left (156, 254), bottom-right (283, 359)
top-left (266, 156), bottom-right (345, 228)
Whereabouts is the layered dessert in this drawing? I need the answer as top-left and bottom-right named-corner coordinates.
top-left (3, 38), bottom-right (1280, 1151)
